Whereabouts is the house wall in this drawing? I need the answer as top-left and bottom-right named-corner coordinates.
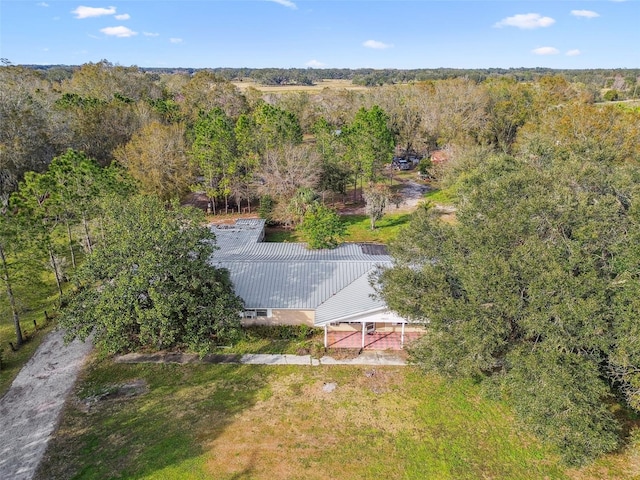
top-left (330, 323), bottom-right (425, 333)
top-left (240, 309), bottom-right (314, 327)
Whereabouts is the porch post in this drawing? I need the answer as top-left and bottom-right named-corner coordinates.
top-left (361, 321), bottom-right (366, 349)
top-left (324, 324), bottom-right (328, 348)
top-left (401, 322), bottom-right (405, 348)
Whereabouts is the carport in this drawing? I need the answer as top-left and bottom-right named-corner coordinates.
top-left (324, 327), bottom-right (423, 350)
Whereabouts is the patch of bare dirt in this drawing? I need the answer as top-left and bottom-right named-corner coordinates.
top-left (76, 379), bottom-right (149, 413)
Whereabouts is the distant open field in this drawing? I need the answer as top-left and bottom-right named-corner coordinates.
top-left (232, 78), bottom-right (369, 93)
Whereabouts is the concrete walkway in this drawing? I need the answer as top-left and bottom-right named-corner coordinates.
top-left (115, 350), bottom-right (408, 366)
top-left (0, 329), bottom-right (93, 480)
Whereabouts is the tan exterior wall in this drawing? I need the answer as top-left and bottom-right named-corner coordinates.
top-left (329, 322), bottom-right (425, 333)
top-left (240, 310), bottom-right (314, 327)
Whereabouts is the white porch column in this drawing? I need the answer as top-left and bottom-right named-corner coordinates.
top-left (361, 322), bottom-right (366, 349)
top-left (401, 322), bottom-right (405, 348)
top-left (324, 324), bottom-right (328, 348)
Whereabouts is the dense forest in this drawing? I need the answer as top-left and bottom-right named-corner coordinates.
top-left (2, 60), bottom-right (640, 465)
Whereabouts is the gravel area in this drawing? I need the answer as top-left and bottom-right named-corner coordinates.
top-left (0, 329), bottom-right (93, 480)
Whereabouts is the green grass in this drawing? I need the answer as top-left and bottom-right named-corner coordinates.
top-left (341, 213), bottom-right (411, 244)
top-left (34, 360), bottom-right (588, 480)
top-left (424, 187), bottom-right (457, 205)
top-left (221, 325), bottom-right (325, 356)
top-left (263, 226), bottom-right (303, 243)
top-left (264, 212), bottom-right (411, 245)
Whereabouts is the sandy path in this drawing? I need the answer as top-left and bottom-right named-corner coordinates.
top-left (0, 329), bottom-right (93, 480)
top-left (390, 179), bottom-right (430, 212)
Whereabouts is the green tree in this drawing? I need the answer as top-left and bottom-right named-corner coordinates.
top-left (376, 152), bottom-right (639, 464)
top-left (287, 187), bottom-right (319, 226)
top-left (45, 150), bottom-right (114, 265)
top-left (189, 108), bottom-right (238, 214)
top-left (342, 106), bottom-right (394, 200)
top-left (603, 89), bottom-right (620, 101)
top-left (252, 103), bottom-right (303, 155)
top-left (60, 195), bottom-right (243, 356)
top-left (313, 118), bottom-right (350, 196)
top-left (11, 169), bottom-right (66, 299)
top-left (299, 202), bottom-right (346, 249)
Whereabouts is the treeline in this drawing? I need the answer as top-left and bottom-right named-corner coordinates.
top-left (4, 59), bottom-right (640, 218)
top-left (22, 62), bottom-right (640, 97)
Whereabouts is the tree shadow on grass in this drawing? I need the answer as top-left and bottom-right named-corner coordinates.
top-left (35, 359), bottom-right (273, 480)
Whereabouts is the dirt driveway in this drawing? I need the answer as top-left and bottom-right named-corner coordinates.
top-left (391, 179), bottom-right (430, 212)
top-left (0, 330), bottom-right (93, 480)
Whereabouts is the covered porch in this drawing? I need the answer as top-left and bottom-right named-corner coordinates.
top-left (325, 329), bottom-right (423, 350)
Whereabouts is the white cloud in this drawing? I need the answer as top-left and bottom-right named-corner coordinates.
top-left (306, 59), bottom-right (326, 68)
top-left (170, 38), bottom-right (183, 44)
top-left (566, 49), bottom-right (581, 56)
top-left (363, 39), bottom-right (393, 50)
top-left (571, 10), bottom-right (599, 19)
top-left (100, 26), bottom-right (137, 38)
top-left (532, 46), bottom-right (559, 55)
top-left (268, 0), bottom-right (297, 9)
top-left (143, 32), bottom-right (160, 37)
top-left (114, 13), bottom-right (130, 20)
top-left (72, 6), bottom-right (116, 19)
top-left (494, 13), bottom-right (555, 29)
top-left (37, 2), bottom-right (49, 7)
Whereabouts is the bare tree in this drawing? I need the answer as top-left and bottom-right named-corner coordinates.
top-left (416, 78), bottom-right (489, 149)
top-left (258, 144), bottom-right (321, 224)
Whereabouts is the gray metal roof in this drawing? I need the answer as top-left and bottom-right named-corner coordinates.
top-left (211, 219), bottom-right (265, 253)
top-left (314, 271), bottom-right (387, 325)
top-left (210, 219), bottom-right (393, 324)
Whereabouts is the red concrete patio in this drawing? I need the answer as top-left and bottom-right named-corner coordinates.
top-left (326, 330), bottom-right (423, 350)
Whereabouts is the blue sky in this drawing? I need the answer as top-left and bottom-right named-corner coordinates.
top-left (1, 1), bottom-right (638, 69)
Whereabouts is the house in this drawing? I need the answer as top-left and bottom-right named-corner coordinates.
top-left (210, 219), bottom-right (422, 349)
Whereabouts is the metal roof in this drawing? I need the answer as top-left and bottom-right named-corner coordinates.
top-left (210, 219), bottom-right (393, 324)
top-left (314, 271), bottom-right (387, 325)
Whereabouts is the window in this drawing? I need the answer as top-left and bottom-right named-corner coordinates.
top-left (243, 309), bottom-right (271, 318)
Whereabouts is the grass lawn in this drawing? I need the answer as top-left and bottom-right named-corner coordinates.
top-left (265, 213), bottom-right (411, 245)
top-left (341, 213), bottom-right (411, 244)
top-left (424, 187), bottom-right (456, 206)
top-left (35, 359), bottom-right (580, 480)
